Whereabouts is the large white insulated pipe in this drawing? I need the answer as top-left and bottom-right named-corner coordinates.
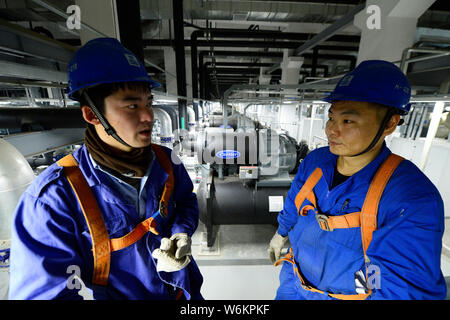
top-left (187, 106), bottom-right (196, 132)
top-left (0, 138), bottom-right (35, 299)
top-left (153, 108), bottom-right (174, 148)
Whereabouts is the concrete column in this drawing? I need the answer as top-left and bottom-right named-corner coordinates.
top-left (75, 0), bottom-right (120, 44)
top-left (164, 47), bottom-right (178, 96)
top-left (354, 0), bottom-right (436, 64)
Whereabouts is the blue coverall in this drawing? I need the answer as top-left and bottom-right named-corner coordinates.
top-left (9, 144), bottom-right (203, 300)
top-left (275, 143), bottom-right (446, 300)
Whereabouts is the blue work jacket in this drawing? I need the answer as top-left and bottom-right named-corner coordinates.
top-left (276, 143), bottom-right (446, 299)
top-left (9, 144), bottom-right (203, 300)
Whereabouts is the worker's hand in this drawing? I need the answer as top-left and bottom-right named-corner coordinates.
top-left (170, 233), bottom-right (192, 259)
top-left (152, 234), bottom-right (192, 272)
top-left (268, 232), bottom-right (287, 264)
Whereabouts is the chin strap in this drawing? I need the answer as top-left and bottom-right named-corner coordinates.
top-left (81, 90), bottom-right (132, 149)
top-left (349, 108), bottom-right (396, 158)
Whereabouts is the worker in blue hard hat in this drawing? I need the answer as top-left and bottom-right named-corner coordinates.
top-left (269, 60), bottom-right (446, 300)
top-left (9, 37), bottom-right (203, 300)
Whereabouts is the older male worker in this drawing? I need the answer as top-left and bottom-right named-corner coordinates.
top-left (269, 60), bottom-right (446, 300)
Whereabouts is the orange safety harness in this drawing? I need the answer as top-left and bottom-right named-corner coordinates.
top-left (274, 153), bottom-right (404, 300)
top-left (57, 144), bottom-right (174, 287)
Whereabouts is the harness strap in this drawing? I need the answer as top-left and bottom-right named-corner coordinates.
top-left (360, 153), bottom-right (404, 255)
top-left (57, 154), bottom-right (111, 286)
top-left (110, 216), bottom-right (159, 252)
top-left (294, 168), bottom-right (321, 213)
top-left (280, 153), bottom-right (404, 299)
top-left (151, 144), bottom-right (175, 218)
top-left (275, 248), bottom-right (371, 300)
top-left (57, 144), bottom-right (175, 286)
top-left (294, 168), bottom-right (362, 231)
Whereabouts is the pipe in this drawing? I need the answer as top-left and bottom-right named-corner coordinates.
top-left (147, 39), bottom-right (360, 50)
top-left (116, 0), bottom-right (145, 62)
top-left (0, 107), bottom-right (85, 129)
top-left (153, 105), bottom-right (179, 131)
top-left (419, 101), bottom-right (445, 170)
top-left (222, 84), bottom-right (304, 132)
top-left (153, 108), bottom-right (173, 146)
top-left (399, 47), bottom-right (450, 73)
top-left (0, 138), bottom-right (35, 294)
top-left (199, 51), bottom-right (355, 100)
top-left (187, 106), bottom-right (196, 131)
top-left (191, 28), bottom-right (359, 101)
top-left (172, 0), bottom-right (187, 131)
top-left (418, 77), bottom-right (450, 170)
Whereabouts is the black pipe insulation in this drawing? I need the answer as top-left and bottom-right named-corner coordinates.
top-left (172, 0), bottom-right (188, 130)
top-left (0, 107), bottom-right (85, 129)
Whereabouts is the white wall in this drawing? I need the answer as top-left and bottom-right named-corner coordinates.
top-left (387, 136), bottom-right (450, 218)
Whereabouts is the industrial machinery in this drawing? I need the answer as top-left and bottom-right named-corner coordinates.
top-left (192, 110), bottom-right (308, 247)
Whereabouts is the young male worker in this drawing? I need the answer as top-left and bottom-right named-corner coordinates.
top-left (269, 60), bottom-right (446, 300)
top-left (9, 38), bottom-right (203, 300)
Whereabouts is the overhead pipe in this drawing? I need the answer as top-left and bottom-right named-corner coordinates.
top-left (172, 0), bottom-right (188, 131)
top-left (199, 50), bottom-right (283, 100)
top-left (191, 29), bottom-right (360, 105)
top-left (200, 52), bottom-right (354, 100)
top-left (146, 39), bottom-right (359, 49)
top-left (399, 47), bottom-right (450, 73)
top-left (221, 84), bottom-right (302, 130)
top-left (116, 0), bottom-right (145, 62)
top-left (0, 107), bottom-right (85, 129)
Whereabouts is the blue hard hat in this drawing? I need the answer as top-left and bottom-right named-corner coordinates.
top-left (67, 37), bottom-right (160, 99)
top-left (322, 60), bottom-right (411, 115)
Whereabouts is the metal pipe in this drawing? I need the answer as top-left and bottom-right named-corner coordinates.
top-left (414, 105), bottom-right (428, 140)
top-left (172, 0), bottom-right (187, 131)
top-left (399, 47), bottom-right (450, 73)
top-left (418, 77), bottom-right (450, 170)
top-left (0, 107), bottom-right (85, 129)
top-left (406, 106), bottom-right (418, 139)
top-left (190, 28), bottom-right (359, 101)
top-left (419, 101), bottom-right (445, 170)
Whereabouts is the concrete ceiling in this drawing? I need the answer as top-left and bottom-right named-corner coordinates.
top-left (0, 0), bottom-right (449, 99)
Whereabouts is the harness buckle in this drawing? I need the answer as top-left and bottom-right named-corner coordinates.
top-left (316, 214), bottom-right (334, 231)
top-left (159, 202), bottom-right (168, 218)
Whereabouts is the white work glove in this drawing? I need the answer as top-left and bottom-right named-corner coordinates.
top-left (268, 232), bottom-right (288, 264)
top-left (152, 233), bottom-right (192, 272)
